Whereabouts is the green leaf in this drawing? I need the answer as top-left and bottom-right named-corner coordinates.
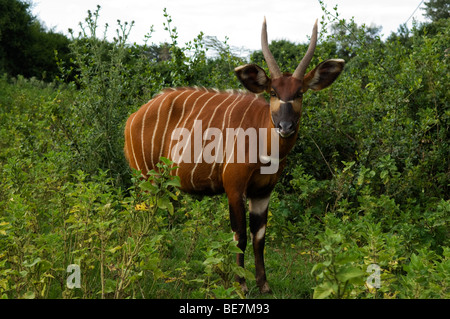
top-left (157, 196), bottom-right (173, 215)
top-left (159, 157), bottom-right (173, 166)
top-left (24, 258), bottom-right (41, 268)
top-left (342, 161), bottom-right (356, 172)
top-left (166, 190), bottom-right (178, 200)
top-left (109, 245), bottom-right (122, 253)
top-left (164, 179), bottom-right (180, 188)
top-left (232, 265), bottom-right (255, 281)
top-left (311, 263), bottom-right (322, 275)
top-left (22, 291), bottom-right (35, 299)
top-left (228, 242), bottom-right (244, 254)
top-left (140, 180), bottom-right (157, 193)
top-left (313, 282), bottom-right (334, 299)
top-left (104, 279), bottom-right (116, 294)
top-left (126, 237), bottom-right (135, 249)
top-left (203, 257), bottom-right (222, 266)
top-left (336, 266), bottom-right (365, 282)
top-left (190, 278), bottom-right (205, 284)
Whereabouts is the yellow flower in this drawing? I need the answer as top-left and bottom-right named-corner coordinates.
top-left (135, 202), bottom-right (148, 211)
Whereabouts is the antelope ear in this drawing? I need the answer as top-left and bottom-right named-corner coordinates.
top-left (302, 59), bottom-right (345, 92)
top-left (234, 64), bottom-right (271, 94)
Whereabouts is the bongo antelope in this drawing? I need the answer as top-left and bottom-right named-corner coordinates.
top-left (124, 18), bottom-right (344, 293)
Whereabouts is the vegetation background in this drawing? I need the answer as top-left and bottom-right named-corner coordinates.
top-left (0, 0), bottom-right (448, 299)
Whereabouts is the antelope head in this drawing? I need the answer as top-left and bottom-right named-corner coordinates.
top-left (235, 18), bottom-right (345, 138)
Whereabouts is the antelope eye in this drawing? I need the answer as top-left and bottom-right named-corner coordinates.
top-left (295, 91), bottom-right (303, 99)
top-left (270, 90), bottom-right (277, 98)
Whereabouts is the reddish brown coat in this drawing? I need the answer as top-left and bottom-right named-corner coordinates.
top-left (124, 87), bottom-right (296, 197)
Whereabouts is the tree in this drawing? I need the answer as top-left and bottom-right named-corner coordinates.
top-left (329, 21), bottom-right (382, 60)
top-left (28, 21), bottom-right (71, 80)
top-left (422, 0), bottom-right (450, 22)
top-left (0, 0), bottom-right (71, 80)
top-left (0, 0), bottom-right (34, 76)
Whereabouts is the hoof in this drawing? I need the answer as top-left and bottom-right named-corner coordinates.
top-left (259, 282), bottom-right (271, 294)
top-left (240, 282), bottom-right (249, 294)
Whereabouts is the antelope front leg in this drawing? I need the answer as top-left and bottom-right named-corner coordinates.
top-left (227, 191), bottom-right (248, 293)
top-left (249, 196), bottom-right (271, 293)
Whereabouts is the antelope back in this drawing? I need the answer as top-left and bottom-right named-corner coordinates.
top-left (124, 87), bottom-right (268, 193)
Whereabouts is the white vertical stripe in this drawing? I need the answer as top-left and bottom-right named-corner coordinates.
top-left (140, 94), bottom-right (164, 173)
top-left (208, 93), bottom-right (245, 182)
top-left (192, 91), bottom-right (233, 174)
top-left (167, 89), bottom-right (200, 160)
top-left (150, 90), bottom-right (179, 170)
top-left (190, 92), bottom-right (235, 190)
top-left (174, 90), bottom-right (210, 177)
top-left (158, 90), bottom-right (190, 161)
top-left (222, 95), bottom-right (259, 175)
top-left (128, 113), bottom-right (140, 172)
top-left (186, 92), bottom-right (227, 189)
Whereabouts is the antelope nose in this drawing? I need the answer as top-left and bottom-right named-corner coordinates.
top-left (277, 121), bottom-right (294, 137)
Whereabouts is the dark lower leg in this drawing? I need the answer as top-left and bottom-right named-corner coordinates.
top-left (249, 211), bottom-right (270, 293)
top-left (228, 193), bottom-right (248, 291)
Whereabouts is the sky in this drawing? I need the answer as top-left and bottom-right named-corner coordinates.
top-left (30, 0), bottom-right (427, 52)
